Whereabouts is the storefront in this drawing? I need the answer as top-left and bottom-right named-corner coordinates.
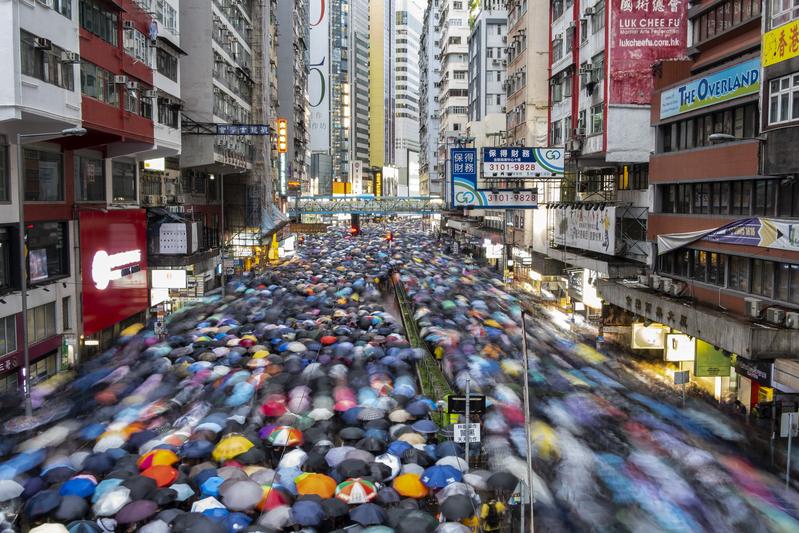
top-left (79, 209), bottom-right (149, 354)
top-left (735, 356), bottom-right (775, 413)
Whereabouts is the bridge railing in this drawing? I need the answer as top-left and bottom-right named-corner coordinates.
top-left (288, 196), bottom-right (445, 216)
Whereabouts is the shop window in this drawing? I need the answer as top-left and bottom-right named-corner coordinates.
top-left (29, 352), bottom-right (57, 385)
top-left (0, 143), bottom-right (7, 202)
top-left (23, 149), bottom-right (63, 202)
top-left (0, 372), bottom-right (17, 395)
top-left (768, 73), bottom-right (799, 125)
top-left (80, 62), bottom-right (119, 107)
top-left (74, 155), bottom-right (105, 202)
top-left (26, 222), bottom-right (69, 284)
top-left (26, 302), bottom-right (56, 344)
top-left (0, 228), bottom-right (10, 292)
top-left (112, 161), bottom-right (137, 203)
top-left (729, 255), bottom-right (750, 292)
top-left (0, 315), bottom-right (16, 357)
top-left (19, 30), bottom-right (75, 91)
top-left (79, 0), bottom-right (119, 46)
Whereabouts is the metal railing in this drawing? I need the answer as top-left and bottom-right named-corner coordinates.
top-left (288, 196), bottom-right (445, 216)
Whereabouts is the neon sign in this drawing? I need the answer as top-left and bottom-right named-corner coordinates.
top-left (92, 249), bottom-right (142, 290)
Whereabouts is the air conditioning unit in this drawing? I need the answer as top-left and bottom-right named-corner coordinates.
top-left (662, 278), bottom-right (673, 293)
top-left (573, 127), bottom-right (586, 137)
top-left (125, 81), bottom-right (139, 91)
top-left (786, 311), bottom-right (799, 329)
top-left (114, 75), bottom-right (129, 84)
top-left (566, 137), bottom-right (583, 152)
top-left (60, 51), bottom-right (80, 64)
top-left (650, 274), bottom-right (664, 291)
top-left (579, 64), bottom-right (593, 74)
top-left (669, 281), bottom-right (685, 296)
top-left (584, 6), bottom-right (596, 15)
top-left (34, 37), bottom-right (52, 50)
top-left (123, 20), bottom-right (135, 30)
top-left (500, 106), bottom-right (506, 113)
top-left (636, 274), bottom-right (650, 287)
top-left (142, 89), bottom-right (157, 99)
top-left (745, 297), bottom-right (764, 319)
top-left (766, 307), bottom-right (786, 325)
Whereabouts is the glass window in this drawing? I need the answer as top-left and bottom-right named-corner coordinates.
top-left (768, 73), bottom-right (799, 125)
top-left (719, 181), bottom-right (730, 214)
top-left (0, 144), bottom-right (8, 202)
top-left (26, 302), bottom-right (56, 344)
top-left (74, 155), bottom-right (105, 202)
top-left (730, 255), bottom-right (750, 292)
top-left (62, 296), bottom-right (70, 331)
top-left (771, 0), bottom-right (799, 28)
top-left (591, 103), bottom-right (603, 134)
top-left (791, 264), bottom-right (799, 304)
top-left (156, 48), bottom-right (178, 82)
top-left (80, 62), bottom-right (119, 107)
top-left (123, 29), bottom-right (150, 65)
top-left (693, 250), bottom-right (708, 282)
top-left (0, 228), bottom-right (10, 292)
top-left (112, 161), bottom-right (137, 203)
top-left (79, 0), bottom-right (119, 46)
top-left (24, 149), bottom-right (63, 202)
top-left (592, 0), bottom-right (606, 33)
top-left (19, 30), bottom-right (75, 91)
top-left (26, 222), bottom-right (68, 284)
top-left (777, 262), bottom-right (791, 301)
top-left (0, 315), bottom-right (15, 357)
top-left (731, 180), bottom-right (751, 215)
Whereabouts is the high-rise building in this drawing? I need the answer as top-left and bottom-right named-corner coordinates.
top-left (276, 0), bottom-right (310, 196)
top-left (395, 0), bottom-right (425, 197)
top-left (419, 0), bottom-right (442, 196)
top-left (349, 0), bottom-right (371, 177)
top-left (369, 0), bottom-right (395, 171)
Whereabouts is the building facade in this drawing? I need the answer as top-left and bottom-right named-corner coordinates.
top-left (369, 0), bottom-right (395, 172)
top-left (419, 0), bottom-right (442, 196)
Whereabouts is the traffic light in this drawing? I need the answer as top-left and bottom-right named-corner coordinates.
top-left (350, 226), bottom-right (360, 236)
top-left (386, 231), bottom-right (394, 242)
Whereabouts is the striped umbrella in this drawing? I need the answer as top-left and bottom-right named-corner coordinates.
top-left (267, 426), bottom-right (303, 447)
top-left (335, 478), bottom-right (377, 504)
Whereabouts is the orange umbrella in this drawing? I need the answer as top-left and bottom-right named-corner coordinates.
top-left (141, 465), bottom-right (178, 487)
top-left (392, 473), bottom-right (428, 499)
top-left (137, 449), bottom-right (179, 471)
top-left (295, 473), bottom-right (337, 498)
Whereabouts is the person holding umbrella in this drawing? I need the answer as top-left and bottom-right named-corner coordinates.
top-left (479, 498), bottom-right (506, 532)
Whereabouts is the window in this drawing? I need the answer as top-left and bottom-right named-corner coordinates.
top-left (0, 315), bottom-right (15, 358)
top-left (79, 0), bottom-right (119, 46)
top-left (551, 120), bottom-right (563, 145)
top-left (580, 18), bottom-right (589, 41)
top-left (27, 302), bottom-right (56, 345)
top-left (20, 30), bottom-right (75, 90)
top-left (0, 144), bottom-right (8, 202)
top-left (62, 296), bottom-right (70, 331)
top-left (0, 228), bottom-right (10, 292)
top-left (768, 73), bottom-right (799, 125)
top-left (397, 11), bottom-right (408, 25)
top-left (24, 149), bottom-right (63, 202)
top-left (731, 180), bottom-right (751, 215)
top-left (26, 222), bottom-right (68, 285)
top-left (80, 62), bottom-right (119, 107)
top-left (125, 85), bottom-right (140, 114)
top-left (660, 102), bottom-right (758, 152)
top-left (552, 37), bottom-right (563, 62)
top-left (123, 29), bottom-right (150, 65)
top-left (74, 155), bottom-right (105, 202)
top-left (772, 0), bottom-right (799, 28)
top-left (158, 98), bottom-right (179, 128)
top-left (112, 161), bottom-right (137, 203)
top-left (729, 255), bottom-right (750, 292)
top-left (592, 0), bottom-right (605, 33)
top-left (29, 353), bottom-right (57, 385)
top-left (552, 0), bottom-right (564, 19)
top-left (590, 103), bottom-right (603, 134)
top-left (778, 178), bottom-right (799, 217)
top-left (155, 0), bottom-right (177, 32)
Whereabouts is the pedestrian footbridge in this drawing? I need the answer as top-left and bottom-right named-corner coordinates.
top-left (288, 195), bottom-right (445, 216)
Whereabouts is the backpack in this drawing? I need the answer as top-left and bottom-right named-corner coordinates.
top-left (485, 501), bottom-right (500, 528)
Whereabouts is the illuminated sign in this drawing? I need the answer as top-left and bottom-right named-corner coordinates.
top-left (665, 333), bottom-right (696, 362)
top-left (277, 118), bottom-right (288, 154)
top-left (143, 158), bottom-right (166, 171)
top-left (151, 269), bottom-right (188, 289)
top-left (375, 171), bottom-right (382, 197)
top-left (92, 249), bottom-right (142, 290)
top-left (631, 323), bottom-right (667, 350)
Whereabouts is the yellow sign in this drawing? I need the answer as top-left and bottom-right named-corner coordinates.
top-left (277, 118), bottom-right (288, 154)
top-left (332, 182), bottom-right (352, 195)
top-left (375, 172), bottom-right (382, 197)
top-left (763, 19), bottom-right (799, 67)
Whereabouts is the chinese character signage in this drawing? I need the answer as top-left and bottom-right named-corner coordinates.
top-left (451, 148), bottom-right (538, 209)
top-left (694, 340), bottom-right (731, 378)
top-left (610, 0), bottom-right (688, 104)
top-left (309, 0), bottom-right (330, 151)
top-left (658, 217), bottom-right (799, 254)
top-left (481, 147), bottom-right (564, 178)
top-left (215, 124), bottom-right (271, 135)
top-left (660, 58), bottom-right (760, 119)
top-left (552, 205), bottom-right (618, 254)
top-left (763, 19), bottom-right (799, 67)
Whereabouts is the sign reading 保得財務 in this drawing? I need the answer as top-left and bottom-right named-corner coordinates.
top-left (610, 0), bottom-right (688, 104)
top-left (450, 148), bottom-right (539, 209)
top-left (659, 58), bottom-right (760, 119)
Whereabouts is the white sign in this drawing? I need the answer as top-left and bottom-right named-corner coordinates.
top-left (781, 412), bottom-right (799, 438)
top-left (631, 323), bottom-right (668, 350)
top-left (143, 158), bottom-right (165, 171)
top-left (159, 223), bottom-right (198, 255)
top-left (454, 423), bottom-right (481, 443)
top-left (483, 239), bottom-right (503, 259)
top-left (309, 0), bottom-right (330, 152)
top-left (481, 147), bottom-right (565, 178)
top-left (665, 334), bottom-right (696, 362)
top-left (151, 269), bottom-right (188, 289)
top-left (92, 249), bottom-right (142, 290)
top-left (150, 288), bottom-right (170, 307)
top-left (553, 205), bottom-right (618, 255)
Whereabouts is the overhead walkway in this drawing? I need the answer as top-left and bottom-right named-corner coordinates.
top-left (288, 196), bottom-right (445, 216)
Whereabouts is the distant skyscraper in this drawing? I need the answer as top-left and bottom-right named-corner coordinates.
top-left (369, 0), bottom-right (395, 170)
top-left (420, 0), bottom-right (441, 196)
top-left (395, 0), bottom-right (425, 196)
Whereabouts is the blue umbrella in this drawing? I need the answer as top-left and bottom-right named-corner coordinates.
top-left (200, 476), bottom-right (225, 497)
top-left (350, 502), bottom-right (388, 526)
top-left (225, 512), bottom-right (252, 531)
top-left (386, 441), bottom-right (413, 457)
top-left (291, 499), bottom-right (326, 526)
top-left (411, 420), bottom-right (437, 434)
top-left (421, 465), bottom-right (463, 489)
top-left (180, 440), bottom-right (214, 459)
top-left (436, 441), bottom-right (463, 458)
top-left (60, 478), bottom-right (96, 499)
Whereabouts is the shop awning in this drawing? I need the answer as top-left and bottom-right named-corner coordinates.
top-left (261, 203), bottom-right (289, 238)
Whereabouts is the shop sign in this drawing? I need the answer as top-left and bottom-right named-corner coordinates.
top-left (309, 0), bottom-right (330, 152)
top-left (483, 239), bottom-right (503, 259)
top-left (763, 18), bottom-right (799, 67)
top-left (151, 269), bottom-right (188, 289)
top-left (660, 58), bottom-right (760, 119)
top-left (553, 205), bottom-right (618, 255)
top-left (665, 333), bottom-right (696, 361)
top-left (694, 339), bottom-right (731, 377)
top-left (481, 147), bottom-right (564, 178)
top-left (451, 148), bottom-right (538, 209)
top-left (79, 209), bottom-right (148, 336)
top-left (631, 323), bottom-right (668, 350)
top-left (734, 356), bottom-right (774, 387)
top-left (659, 217), bottom-right (799, 255)
top-left (143, 158), bottom-right (165, 171)
top-left (0, 356), bottom-right (19, 374)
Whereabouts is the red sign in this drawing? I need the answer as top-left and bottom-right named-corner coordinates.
top-left (610, 0), bottom-right (688, 104)
top-left (79, 209), bottom-right (148, 336)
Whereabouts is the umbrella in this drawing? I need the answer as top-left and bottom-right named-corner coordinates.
top-left (256, 485), bottom-right (292, 512)
top-left (350, 502), bottom-right (388, 526)
top-left (392, 474), bottom-right (428, 499)
top-left (116, 500), bottom-right (158, 525)
top-left (291, 499), bottom-right (325, 526)
top-left (258, 504), bottom-right (294, 530)
top-left (486, 471), bottom-right (518, 491)
top-left (93, 487), bottom-right (131, 517)
top-left (392, 510), bottom-right (438, 533)
top-left (321, 497), bottom-right (350, 518)
top-left (440, 494), bottom-right (474, 521)
top-left (219, 479), bottom-right (263, 511)
top-left (436, 456), bottom-right (469, 473)
top-left (0, 479), bottom-right (24, 501)
top-left (137, 449), bottom-right (179, 470)
top-left (376, 487), bottom-right (401, 504)
top-left (212, 434), bottom-right (254, 462)
top-left (25, 489), bottom-right (62, 519)
top-left (296, 473), bottom-right (337, 498)
top-left (421, 465), bottom-right (462, 489)
top-left (335, 478), bottom-right (377, 504)
top-left (338, 458), bottom-right (371, 478)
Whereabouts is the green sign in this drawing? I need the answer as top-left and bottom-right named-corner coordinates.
top-left (694, 339), bottom-right (731, 377)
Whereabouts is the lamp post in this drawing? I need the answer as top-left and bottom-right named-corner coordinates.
top-left (16, 127), bottom-right (86, 416)
top-left (520, 309), bottom-right (535, 532)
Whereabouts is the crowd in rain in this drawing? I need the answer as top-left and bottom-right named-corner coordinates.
top-left (0, 219), bottom-right (797, 532)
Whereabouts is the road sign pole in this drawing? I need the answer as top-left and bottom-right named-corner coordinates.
top-left (788, 412), bottom-right (795, 490)
top-left (464, 376), bottom-right (470, 468)
top-left (682, 382), bottom-right (686, 408)
top-left (521, 311), bottom-right (535, 532)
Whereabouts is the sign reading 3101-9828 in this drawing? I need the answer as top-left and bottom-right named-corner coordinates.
top-left (482, 147), bottom-right (565, 178)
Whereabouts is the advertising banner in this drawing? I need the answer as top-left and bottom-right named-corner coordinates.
top-left (694, 339), bottom-right (731, 377)
top-left (309, 0), bottom-right (330, 152)
top-left (659, 217), bottom-right (799, 254)
top-left (79, 209), bottom-right (148, 336)
top-left (660, 58), bottom-right (760, 119)
top-left (665, 333), bottom-right (696, 361)
top-left (763, 19), bottom-right (799, 67)
top-left (553, 205), bottom-right (618, 255)
top-left (734, 355), bottom-right (774, 387)
top-left (481, 147), bottom-right (564, 178)
top-left (610, 0), bottom-right (688, 104)
top-left (451, 148), bottom-right (539, 209)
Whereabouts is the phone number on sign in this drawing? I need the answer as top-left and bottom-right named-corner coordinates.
top-left (485, 192), bottom-right (537, 202)
top-left (484, 163), bottom-right (539, 172)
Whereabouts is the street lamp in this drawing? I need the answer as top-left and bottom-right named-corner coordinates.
top-left (520, 309), bottom-right (535, 532)
top-left (16, 127), bottom-right (86, 416)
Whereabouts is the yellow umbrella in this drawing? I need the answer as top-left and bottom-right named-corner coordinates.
top-left (295, 473), bottom-right (337, 498)
top-left (574, 343), bottom-right (607, 364)
top-left (392, 474), bottom-right (428, 499)
top-left (252, 350), bottom-right (269, 359)
top-left (120, 323), bottom-right (145, 337)
top-left (212, 434), bottom-right (255, 462)
top-left (530, 421), bottom-right (560, 461)
top-left (484, 319), bottom-right (502, 329)
top-left (137, 449), bottom-right (179, 470)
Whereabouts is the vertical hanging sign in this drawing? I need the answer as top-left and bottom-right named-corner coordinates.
top-left (309, 0), bottom-right (330, 152)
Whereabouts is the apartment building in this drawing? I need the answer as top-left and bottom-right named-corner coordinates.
top-left (419, 0), bottom-right (442, 196)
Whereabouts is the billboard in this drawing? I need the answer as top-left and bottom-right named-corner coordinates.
top-left (481, 147), bottom-right (564, 178)
top-left (610, 0), bottom-right (688, 104)
top-left (631, 323), bottom-right (668, 350)
top-left (665, 333), bottom-right (696, 362)
top-left (309, 0), bottom-right (330, 151)
top-left (658, 217), bottom-right (799, 254)
top-left (694, 339), bottom-right (731, 377)
top-left (79, 209), bottom-right (148, 336)
top-left (763, 19), bottom-right (799, 67)
top-left (451, 148), bottom-right (539, 209)
top-left (552, 205), bottom-right (618, 255)
top-left (660, 58), bottom-right (760, 119)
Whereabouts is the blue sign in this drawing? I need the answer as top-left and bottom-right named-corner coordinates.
top-left (482, 147), bottom-right (564, 178)
top-left (451, 148), bottom-right (538, 209)
top-left (660, 58), bottom-right (760, 119)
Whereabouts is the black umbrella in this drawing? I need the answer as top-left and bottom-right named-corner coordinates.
top-left (487, 471), bottom-right (518, 491)
top-left (320, 497), bottom-right (349, 518)
top-left (356, 437), bottom-right (386, 453)
top-left (337, 458), bottom-right (370, 478)
top-left (172, 513), bottom-right (227, 533)
top-left (401, 448), bottom-right (434, 467)
top-left (54, 495), bottom-right (89, 521)
top-left (376, 487), bottom-right (401, 504)
top-left (391, 509), bottom-right (438, 533)
top-left (339, 427), bottom-right (365, 441)
top-left (25, 489), bottom-right (61, 519)
top-left (349, 502), bottom-right (388, 526)
top-left (369, 462), bottom-right (393, 482)
top-left (440, 494), bottom-right (475, 521)
top-left (122, 476), bottom-right (157, 500)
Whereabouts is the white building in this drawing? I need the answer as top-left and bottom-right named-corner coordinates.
top-left (419, 0), bottom-right (441, 196)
